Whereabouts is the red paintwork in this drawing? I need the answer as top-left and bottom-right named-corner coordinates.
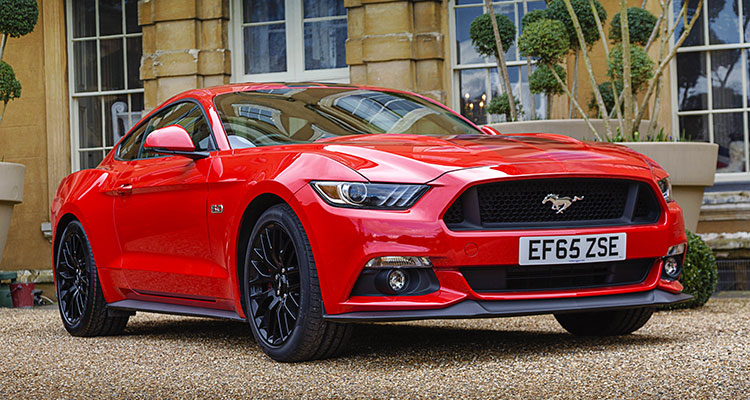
top-left (50, 83), bottom-right (686, 319)
top-left (144, 125), bottom-right (196, 151)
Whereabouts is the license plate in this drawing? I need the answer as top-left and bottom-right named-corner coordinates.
top-left (519, 233), bottom-right (627, 265)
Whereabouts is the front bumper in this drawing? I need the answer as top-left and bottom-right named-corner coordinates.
top-left (293, 168), bottom-right (687, 317)
top-left (324, 289), bottom-right (692, 322)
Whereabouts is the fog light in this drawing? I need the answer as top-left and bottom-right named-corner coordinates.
top-left (365, 256), bottom-right (432, 269)
top-left (387, 269), bottom-right (408, 292)
top-left (663, 256), bottom-right (681, 280)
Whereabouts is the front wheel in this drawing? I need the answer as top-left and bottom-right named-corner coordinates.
top-left (243, 204), bottom-right (351, 362)
top-left (55, 220), bottom-right (129, 336)
top-left (554, 307), bottom-right (654, 336)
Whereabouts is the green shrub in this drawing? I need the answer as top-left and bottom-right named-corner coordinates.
top-left (0, 0), bottom-right (38, 37)
top-left (487, 93), bottom-right (522, 120)
top-left (469, 13), bottom-right (516, 57)
top-left (607, 44), bottom-right (654, 92)
top-left (519, 19), bottom-right (570, 64)
top-left (546, 0), bottom-right (607, 50)
top-left (529, 64), bottom-right (566, 96)
top-left (0, 61), bottom-right (21, 104)
top-left (609, 7), bottom-right (658, 46)
top-left (521, 9), bottom-right (548, 29)
top-left (588, 80), bottom-right (623, 116)
top-left (669, 231), bottom-right (718, 309)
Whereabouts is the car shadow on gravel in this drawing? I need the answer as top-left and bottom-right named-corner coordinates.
top-left (343, 323), bottom-right (675, 364)
top-left (121, 316), bottom-right (675, 363)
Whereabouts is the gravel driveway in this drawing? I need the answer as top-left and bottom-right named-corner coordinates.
top-left (1, 297), bottom-right (748, 399)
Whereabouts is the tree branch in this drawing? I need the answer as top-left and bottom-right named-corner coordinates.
top-left (550, 66), bottom-right (603, 141)
top-left (485, 0), bottom-right (517, 121)
top-left (634, 0), bottom-right (704, 128)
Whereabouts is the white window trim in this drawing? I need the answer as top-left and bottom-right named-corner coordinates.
top-left (229, 0), bottom-right (350, 84)
top-left (448, 0), bottom-right (541, 121)
top-left (668, 0), bottom-right (750, 182)
top-left (65, 0), bottom-right (144, 171)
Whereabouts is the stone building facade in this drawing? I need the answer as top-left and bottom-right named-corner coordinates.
top-left (0, 0), bottom-right (748, 291)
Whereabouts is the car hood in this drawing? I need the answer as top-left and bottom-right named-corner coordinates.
top-left (312, 133), bottom-right (654, 183)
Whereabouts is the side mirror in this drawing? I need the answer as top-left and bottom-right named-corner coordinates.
top-left (144, 125), bottom-right (208, 159)
top-left (480, 125), bottom-right (501, 136)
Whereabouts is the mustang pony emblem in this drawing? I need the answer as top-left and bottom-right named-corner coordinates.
top-left (542, 194), bottom-right (584, 214)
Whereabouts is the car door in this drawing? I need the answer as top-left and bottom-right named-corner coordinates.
top-left (112, 100), bottom-right (221, 300)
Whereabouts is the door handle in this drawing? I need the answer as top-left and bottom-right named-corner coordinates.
top-left (115, 184), bottom-right (133, 195)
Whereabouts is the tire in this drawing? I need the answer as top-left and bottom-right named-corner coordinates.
top-left (243, 204), bottom-right (352, 362)
top-left (554, 307), bottom-right (654, 336)
top-left (55, 220), bottom-right (129, 336)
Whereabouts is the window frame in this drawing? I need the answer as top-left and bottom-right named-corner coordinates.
top-left (65, 0), bottom-right (144, 171)
top-left (114, 98), bottom-right (219, 162)
top-left (229, 0), bottom-right (350, 84)
top-left (448, 0), bottom-right (546, 123)
top-left (668, 0), bottom-right (750, 182)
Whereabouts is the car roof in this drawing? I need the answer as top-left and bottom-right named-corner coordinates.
top-left (163, 82), bottom-right (420, 104)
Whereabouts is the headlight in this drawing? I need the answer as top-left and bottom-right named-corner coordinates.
top-left (311, 181), bottom-right (429, 209)
top-left (657, 176), bottom-right (673, 202)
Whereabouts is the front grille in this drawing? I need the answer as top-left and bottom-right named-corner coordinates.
top-left (444, 178), bottom-right (661, 230)
top-left (460, 258), bottom-right (656, 292)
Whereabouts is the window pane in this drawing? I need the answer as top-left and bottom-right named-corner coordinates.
top-left (678, 114), bottom-right (709, 142)
top-left (72, 0), bottom-right (96, 38)
top-left (99, 0), bottom-right (123, 36)
top-left (674, 0), bottom-right (705, 46)
top-left (78, 96), bottom-right (103, 149)
top-left (243, 0), bottom-right (284, 23)
top-left (714, 112), bottom-right (747, 172)
top-left (303, 0), bottom-right (346, 18)
top-left (101, 38), bottom-right (125, 91)
top-left (455, 6), bottom-right (484, 64)
top-left (491, 3), bottom-right (517, 62)
top-left (304, 19), bottom-right (347, 70)
top-left (527, 1), bottom-right (547, 11)
top-left (490, 66), bottom-right (520, 99)
top-left (80, 150), bottom-right (104, 170)
top-left (104, 95), bottom-right (130, 147)
top-left (711, 49), bottom-right (743, 109)
top-left (456, 0), bottom-right (482, 4)
top-left (708, 0), bottom-right (740, 44)
top-left (125, 0), bottom-right (141, 33)
top-left (676, 52), bottom-right (707, 111)
top-left (459, 68), bottom-right (488, 125)
top-left (74, 40), bottom-right (98, 92)
top-left (127, 37), bottom-right (143, 89)
top-left (244, 24), bottom-right (287, 74)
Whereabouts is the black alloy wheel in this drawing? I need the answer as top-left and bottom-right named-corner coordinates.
top-left (243, 204), bottom-right (352, 362)
top-left (57, 228), bottom-right (90, 326)
top-left (247, 222), bottom-right (301, 346)
top-left (55, 220), bottom-right (129, 336)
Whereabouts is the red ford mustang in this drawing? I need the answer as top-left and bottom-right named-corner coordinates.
top-left (51, 83), bottom-right (690, 362)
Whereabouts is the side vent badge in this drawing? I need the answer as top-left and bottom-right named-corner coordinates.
top-left (210, 204), bottom-right (224, 214)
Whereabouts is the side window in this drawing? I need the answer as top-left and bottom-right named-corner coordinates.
top-left (148, 102), bottom-right (214, 151)
top-left (116, 101), bottom-right (214, 160)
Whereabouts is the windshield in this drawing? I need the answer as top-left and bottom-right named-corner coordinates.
top-left (213, 87), bottom-right (482, 148)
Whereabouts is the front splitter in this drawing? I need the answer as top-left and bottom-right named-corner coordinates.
top-left (324, 289), bottom-right (692, 322)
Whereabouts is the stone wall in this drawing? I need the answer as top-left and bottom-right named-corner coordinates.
top-left (138, 0), bottom-right (231, 111)
top-left (345, 0), bottom-right (449, 103)
top-left (0, 0), bottom-right (69, 271)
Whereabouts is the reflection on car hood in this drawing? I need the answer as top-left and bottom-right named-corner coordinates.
top-left (309, 133), bottom-right (653, 183)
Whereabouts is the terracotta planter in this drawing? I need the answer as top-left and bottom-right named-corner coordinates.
top-left (620, 142), bottom-right (718, 232)
top-left (0, 162), bottom-right (25, 263)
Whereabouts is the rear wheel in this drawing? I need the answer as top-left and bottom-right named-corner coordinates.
top-left (554, 307), bottom-right (654, 336)
top-left (243, 204), bottom-right (351, 362)
top-left (55, 220), bottom-right (129, 336)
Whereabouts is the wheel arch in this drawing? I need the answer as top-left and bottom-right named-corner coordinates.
top-left (235, 192), bottom-right (289, 316)
top-left (52, 213), bottom-right (80, 268)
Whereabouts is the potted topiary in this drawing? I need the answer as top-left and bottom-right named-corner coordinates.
top-left (664, 231), bottom-right (718, 309)
top-left (488, 0), bottom-right (717, 231)
top-left (0, 0), bottom-right (38, 263)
